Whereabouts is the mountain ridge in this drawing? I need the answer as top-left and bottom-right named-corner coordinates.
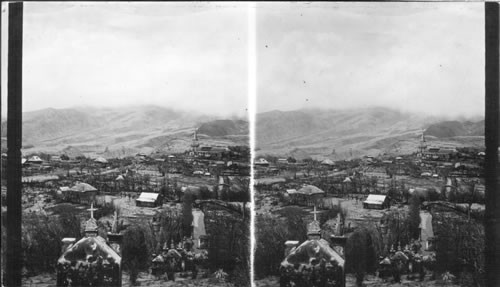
top-left (1, 106), bottom-right (484, 159)
top-left (256, 107), bottom-right (484, 159)
top-left (1, 106), bottom-right (248, 156)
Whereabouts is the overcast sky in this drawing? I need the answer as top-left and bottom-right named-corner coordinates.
top-left (257, 2), bottom-right (485, 119)
top-left (1, 2), bottom-right (486, 120)
top-left (1, 2), bottom-right (249, 117)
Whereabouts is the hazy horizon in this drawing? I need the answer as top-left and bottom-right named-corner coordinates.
top-left (0, 104), bottom-right (484, 123)
top-left (257, 105), bottom-right (485, 121)
top-left (0, 104), bottom-right (250, 122)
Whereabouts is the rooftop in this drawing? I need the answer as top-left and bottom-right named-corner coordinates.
top-left (363, 194), bottom-right (387, 205)
top-left (137, 192), bottom-right (160, 202)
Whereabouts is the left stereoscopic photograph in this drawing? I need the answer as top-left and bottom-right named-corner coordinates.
top-left (1, 2), bottom-right (251, 287)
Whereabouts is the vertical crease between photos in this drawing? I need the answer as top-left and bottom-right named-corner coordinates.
top-left (248, 2), bottom-right (256, 285)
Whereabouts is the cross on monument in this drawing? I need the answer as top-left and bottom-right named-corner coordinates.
top-left (87, 203), bottom-right (97, 219)
top-left (312, 205), bottom-right (320, 221)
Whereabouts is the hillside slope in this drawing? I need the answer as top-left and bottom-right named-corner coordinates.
top-left (425, 120), bottom-right (484, 138)
top-left (256, 108), bottom-right (484, 159)
top-left (1, 106), bottom-right (248, 156)
top-left (197, 119), bottom-right (248, 137)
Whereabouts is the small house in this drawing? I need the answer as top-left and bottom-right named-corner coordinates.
top-left (277, 158), bottom-right (289, 165)
top-left (363, 194), bottom-right (390, 209)
top-left (254, 158), bottom-right (270, 167)
top-left (297, 185), bottom-right (325, 196)
top-left (288, 185), bottom-right (325, 206)
top-left (421, 172), bottom-right (432, 177)
top-left (321, 159), bottom-right (335, 166)
top-left (28, 156), bottom-right (43, 164)
top-left (67, 183), bottom-right (98, 205)
top-left (50, 155), bottom-right (62, 162)
top-left (135, 153), bottom-right (148, 162)
top-left (321, 159), bottom-right (335, 170)
top-left (136, 192), bottom-right (161, 207)
top-left (284, 189), bottom-right (297, 201)
top-left (94, 157), bottom-right (108, 164)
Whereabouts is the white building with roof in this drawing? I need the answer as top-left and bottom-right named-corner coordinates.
top-left (136, 192), bottom-right (161, 207)
top-left (363, 194), bottom-right (390, 209)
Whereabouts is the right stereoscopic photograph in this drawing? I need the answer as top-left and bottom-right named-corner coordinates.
top-left (253, 2), bottom-right (486, 287)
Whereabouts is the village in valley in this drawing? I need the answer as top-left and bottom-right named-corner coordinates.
top-left (2, 2), bottom-right (494, 287)
top-left (253, 131), bottom-right (486, 287)
top-left (1, 2), bottom-right (254, 286)
top-left (1, 129), bottom-right (251, 287)
top-left (252, 2), bottom-right (487, 286)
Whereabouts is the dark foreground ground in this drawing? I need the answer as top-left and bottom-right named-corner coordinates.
top-left (22, 271), bottom-right (237, 287)
top-left (254, 274), bottom-right (461, 287)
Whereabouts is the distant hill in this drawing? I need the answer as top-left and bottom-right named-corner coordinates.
top-left (22, 108), bottom-right (101, 143)
top-left (425, 120), bottom-right (484, 138)
top-left (197, 119), bottom-right (248, 137)
top-left (256, 107), bottom-right (484, 160)
top-left (1, 106), bottom-right (248, 156)
top-left (1, 106), bottom-right (484, 159)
